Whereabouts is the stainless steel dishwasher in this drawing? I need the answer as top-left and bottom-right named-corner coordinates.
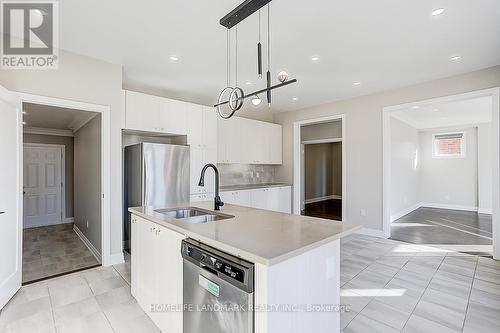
top-left (181, 239), bottom-right (254, 333)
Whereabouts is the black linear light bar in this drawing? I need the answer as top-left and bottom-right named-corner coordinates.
top-left (213, 79), bottom-right (297, 108)
top-left (220, 0), bottom-right (272, 29)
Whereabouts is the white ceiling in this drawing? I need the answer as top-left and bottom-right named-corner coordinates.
top-left (58, 0), bottom-right (500, 112)
top-left (391, 96), bottom-right (492, 129)
top-left (23, 103), bottom-right (98, 131)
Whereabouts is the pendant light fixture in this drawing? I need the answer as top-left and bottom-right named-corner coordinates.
top-left (257, 10), bottom-right (262, 79)
top-left (215, 0), bottom-right (297, 119)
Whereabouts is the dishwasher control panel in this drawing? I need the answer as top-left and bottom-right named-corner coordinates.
top-left (181, 239), bottom-right (254, 292)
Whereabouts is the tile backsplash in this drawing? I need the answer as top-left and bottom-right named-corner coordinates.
top-left (218, 164), bottom-right (278, 186)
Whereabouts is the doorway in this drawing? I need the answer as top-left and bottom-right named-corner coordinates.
top-left (383, 88), bottom-right (500, 259)
top-left (293, 115), bottom-right (346, 222)
top-left (22, 102), bottom-right (102, 283)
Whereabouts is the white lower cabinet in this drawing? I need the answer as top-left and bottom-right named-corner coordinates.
top-left (220, 186), bottom-right (291, 213)
top-left (131, 215), bottom-right (184, 333)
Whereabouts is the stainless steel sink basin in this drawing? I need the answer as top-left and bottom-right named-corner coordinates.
top-left (155, 208), bottom-right (208, 219)
top-left (154, 207), bottom-right (234, 224)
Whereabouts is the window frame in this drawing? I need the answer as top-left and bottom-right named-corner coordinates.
top-left (432, 131), bottom-right (466, 159)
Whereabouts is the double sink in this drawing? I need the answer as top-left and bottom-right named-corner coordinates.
top-left (154, 207), bottom-right (234, 224)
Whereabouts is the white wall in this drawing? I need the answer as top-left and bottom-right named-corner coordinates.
top-left (419, 126), bottom-right (478, 209)
top-left (274, 65), bottom-right (500, 232)
top-left (74, 115), bottom-right (102, 253)
top-left (0, 50), bottom-right (123, 259)
top-left (477, 123), bottom-right (493, 213)
top-left (390, 118), bottom-right (420, 220)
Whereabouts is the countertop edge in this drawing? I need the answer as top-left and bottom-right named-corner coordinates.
top-left (220, 183), bottom-right (292, 191)
top-left (129, 207), bottom-right (361, 266)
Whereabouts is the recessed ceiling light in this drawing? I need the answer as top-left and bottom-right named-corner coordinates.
top-left (169, 56), bottom-right (179, 62)
top-left (433, 108), bottom-right (439, 112)
top-left (431, 8), bottom-right (445, 16)
top-left (292, 97), bottom-right (298, 101)
top-left (311, 56), bottom-right (320, 62)
top-left (353, 82), bottom-right (361, 86)
top-left (245, 81), bottom-right (252, 85)
top-left (450, 55), bottom-right (462, 61)
top-left (411, 106), bottom-right (420, 109)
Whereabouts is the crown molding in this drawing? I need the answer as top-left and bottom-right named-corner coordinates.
top-left (23, 126), bottom-right (74, 137)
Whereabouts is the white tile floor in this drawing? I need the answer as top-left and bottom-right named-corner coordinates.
top-left (340, 234), bottom-right (500, 333)
top-left (0, 252), bottom-right (154, 333)
top-left (2, 236), bottom-right (500, 333)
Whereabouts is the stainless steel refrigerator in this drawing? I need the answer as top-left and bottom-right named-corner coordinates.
top-left (123, 143), bottom-right (190, 250)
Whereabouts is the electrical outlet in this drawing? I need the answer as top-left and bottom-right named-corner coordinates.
top-left (86, 220), bottom-right (89, 228)
top-left (360, 209), bottom-right (366, 217)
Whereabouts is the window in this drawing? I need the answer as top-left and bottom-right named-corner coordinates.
top-left (432, 132), bottom-right (466, 158)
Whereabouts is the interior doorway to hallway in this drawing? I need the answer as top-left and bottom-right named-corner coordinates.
top-left (293, 115), bottom-right (346, 222)
top-left (22, 102), bottom-right (102, 283)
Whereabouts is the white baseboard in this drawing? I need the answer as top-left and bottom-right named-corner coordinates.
top-left (420, 202), bottom-right (478, 212)
top-left (478, 208), bottom-right (493, 215)
top-left (104, 252), bottom-right (125, 266)
top-left (355, 227), bottom-right (387, 239)
top-left (65, 217), bottom-right (74, 224)
top-left (390, 203), bottom-right (421, 222)
top-left (304, 195), bottom-right (342, 204)
top-left (73, 224), bottom-right (102, 263)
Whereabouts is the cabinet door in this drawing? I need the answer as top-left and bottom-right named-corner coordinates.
top-left (159, 98), bottom-right (187, 135)
top-left (156, 226), bottom-right (184, 333)
top-left (125, 91), bottom-right (160, 132)
top-left (217, 118), bottom-right (228, 163)
top-left (203, 148), bottom-right (217, 194)
top-left (130, 215), bottom-right (139, 298)
top-left (279, 186), bottom-right (292, 213)
top-left (136, 218), bottom-right (158, 312)
top-left (218, 117), bottom-right (242, 163)
top-left (251, 188), bottom-right (269, 210)
top-left (269, 124), bottom-right (282, 164)
top-left (190, 147), bottom-right (204, 195)
top-left (267, 187), bottom-right (281, 212)
top-left (219, 191), bottom-right (231, 204)
top-left (226, 117), bottom-right (243, 163)
top-left (187, 104), bottom-right (204, 148)
top-left (202, 106), bottom-right (217, 150)
top-left (234, 190), bottom-right (252, 207)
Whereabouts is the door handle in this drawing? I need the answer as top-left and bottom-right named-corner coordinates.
top-left (0, 212), bottom-right (5, 215)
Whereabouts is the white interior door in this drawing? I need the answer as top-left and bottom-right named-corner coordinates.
top-left (0, 85), bottom-right (22, 309)
top-left (23, 145), bottom-right (63, 228)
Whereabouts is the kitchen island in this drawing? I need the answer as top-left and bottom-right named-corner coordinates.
top-left (129, 202), bottom-right (359, 333)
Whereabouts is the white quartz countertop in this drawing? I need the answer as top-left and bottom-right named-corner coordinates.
top-left (129, 202), bottom-right (360, 266)
top-left (220, 183), bottom-right (292, 191)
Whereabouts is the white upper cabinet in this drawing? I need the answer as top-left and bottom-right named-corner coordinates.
top-left (159, 98), bottom-right (187, 135)
top-left (217, 117), bottom-right (242, 164)
top-left (202, 106), bottom-right (218, 150)
top-left (217, 116), bottom-right (282, 165)
top-left (268, 123), bottom-right (283, 164)
top-left (124, 90), bottom-right (187, 135)
top-left (187, 105), bottom-right (217, 150)
top-left (125, 90), bottom-right (160, 132)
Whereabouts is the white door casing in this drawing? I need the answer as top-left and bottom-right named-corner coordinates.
top-left (0, 85), bottom-right (22, 310)
top-left (23, 145), bottom-right (64, 228)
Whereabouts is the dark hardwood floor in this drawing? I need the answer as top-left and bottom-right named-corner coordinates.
top-left (301, 199), bottom-right (342, 221)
